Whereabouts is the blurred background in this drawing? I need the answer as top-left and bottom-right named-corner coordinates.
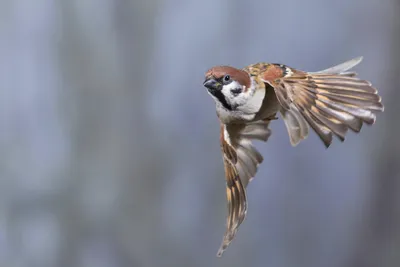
top-left (1, 0), bottom-right (399, 266)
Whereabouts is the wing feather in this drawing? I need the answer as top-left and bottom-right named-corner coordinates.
top-left (280, 103), bottom-right (309, 146)
top-left (261, 57), bottom-right (384, 147)
top-left (311, 56), bottom-right (363, 74)
top-left (217, 121), bottom-right (272, 256)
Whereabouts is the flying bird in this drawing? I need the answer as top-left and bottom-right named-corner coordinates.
top-left (203, 57), bottom-right (384, 257)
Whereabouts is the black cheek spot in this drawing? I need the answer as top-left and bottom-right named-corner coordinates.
top-left (230, 88), bottom-right (242, 96)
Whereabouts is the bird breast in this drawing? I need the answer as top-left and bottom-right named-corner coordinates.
top-left (216, 80), bottom-right (267, 124)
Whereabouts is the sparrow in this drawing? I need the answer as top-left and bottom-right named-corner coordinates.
top-left (203, 57), bottom-right (384, 257)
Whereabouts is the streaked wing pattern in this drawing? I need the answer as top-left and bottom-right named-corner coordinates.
top-left (217, 121), bottom-right (271, 256)
top-left (261, 57), bottom-right (384, 147)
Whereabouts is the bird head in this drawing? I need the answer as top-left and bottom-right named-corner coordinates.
top-left (203, 66), bottom-right (251, 110)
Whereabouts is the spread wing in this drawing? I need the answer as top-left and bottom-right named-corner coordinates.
top-left (217, 121), bottom-right (271, 257)
top-left (260, 57), bottom-right (384, 147)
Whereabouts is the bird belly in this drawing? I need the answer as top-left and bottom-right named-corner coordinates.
top-left (216, 106), bottom-right (256, 124)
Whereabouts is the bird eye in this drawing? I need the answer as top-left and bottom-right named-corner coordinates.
top-left (223, 75), bottom-right (230, 82)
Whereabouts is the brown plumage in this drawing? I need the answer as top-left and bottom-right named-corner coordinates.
top-left (203, 57), bottom-right (384, 256)
top-left (206, 66), bottom-right (251, 89)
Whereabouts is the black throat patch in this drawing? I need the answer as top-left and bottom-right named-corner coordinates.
top-left (210, 89), bottom-right (232, 110)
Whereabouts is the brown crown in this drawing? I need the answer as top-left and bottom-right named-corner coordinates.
top-left (205, 66), bottom-right (251, 89)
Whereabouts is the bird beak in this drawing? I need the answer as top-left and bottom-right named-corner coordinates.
top-left (203, 78), bottom-right (221, 93)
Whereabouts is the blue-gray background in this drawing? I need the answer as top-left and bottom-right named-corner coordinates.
top-left (1, 0), bottom-right (399, 267)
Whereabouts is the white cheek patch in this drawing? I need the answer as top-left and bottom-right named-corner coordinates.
top-left (221, 81), bottom-right (242, 103)
top-left (221, 81), bottom-right (251, 108)
top-left (238, 87), bottom-right (265, 114)
top-left (221, 80), bottom-right (265, 114)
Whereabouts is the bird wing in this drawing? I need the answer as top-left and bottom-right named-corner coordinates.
top-left (258, 57), bottom-right (384, 147)
top-left (217, 120), bottom-right (271, 256)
